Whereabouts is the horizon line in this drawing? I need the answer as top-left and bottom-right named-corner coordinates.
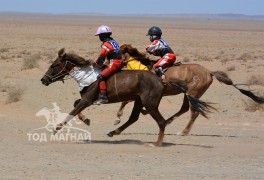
top-left (1, 11), bottom-right (264, 17)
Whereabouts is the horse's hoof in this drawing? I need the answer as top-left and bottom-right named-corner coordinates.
top-left (114, 120), bottom-right (121, 126)
top-left (177, 131), bottom-right (188, 136)
top-left (55, 123), bottom-right (63, 131)
top-left (83, 119), bottom-right (90, 126)
top-left (153, 142), bottom-right (162, 147)
top-left (52, 129), bottom-right (57, 135)
top-left (146, 143), bottom-right (155, 147)
top-left (107, 132), bottom-right (114, 137)
top-left (146, 142), bottom-right (162, 147)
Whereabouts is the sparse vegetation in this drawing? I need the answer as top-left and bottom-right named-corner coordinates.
top-left (237, 53), bottom-right (253, 61)
top-left (42, 51), bottom-right (55, 60)
top-left (21, 50), bottom-right (31, 55)
top-left (0, 48), bottom-right (9, 52)
top-left (42, 51), bottom-right (55, 63)
top-left (21, 53), bottom-right (41, 70)
top-left (194, 55), bottom-right (212, 62)
top-left (243, 92), bottom-right (264, 112)
top-left (220, 57), bottom-right (230, 64)
top-left (0, 55), bottom-right (8, 60)
top-left (183, 57), bottom-right (190, 62)
top-left (6, 85), bottom-right (24, 104)
top-left (247, 65), bottom-right (254, 69)
top-left (219, 50), bottom-right (225, 55)
top-left (247, 75), bottom-right (264, 86)
top-left (226, 65), bottom-right (235, 71)
top-left (0, 81), bottom-right (8, 92)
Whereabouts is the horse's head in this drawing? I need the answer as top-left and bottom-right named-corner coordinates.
top-left (41, 48), bottom-right (75, 86)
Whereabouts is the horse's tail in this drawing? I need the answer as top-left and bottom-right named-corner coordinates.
top-left (169, 81), bottom-right (217, 118)
top-left (186, 95), bottom-right (217, 118)
top-left (211, 71), bottom-right (264, 104)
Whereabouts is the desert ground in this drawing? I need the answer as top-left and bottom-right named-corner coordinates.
top-left (0, 13), bottom-right (264, 179)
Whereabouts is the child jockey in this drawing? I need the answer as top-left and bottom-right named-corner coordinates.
top-left (93, 25), bottom-right (123, 105)
top-left (145, 26), bottom-right (176, 80)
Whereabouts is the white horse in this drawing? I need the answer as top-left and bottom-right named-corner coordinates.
top-left (36, 106), bottom-right (80, 132)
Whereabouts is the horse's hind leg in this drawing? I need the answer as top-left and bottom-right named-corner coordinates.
top-left (115, 101), bottom-right (149, 125)
top-left (178, 106), bottom-right (199, 136)
top-left (108, 98), bottom-right (143, 137)
top-left (74, 99), bottom-right (90, 126)
top-left (114, 101), bottom-right (130, 125)
top-left (116, 101), bottom-right (130, 119)
top-left (166, 94), bottom-right (189, 125)
top-left (179, 77), bottom-right (213, 136)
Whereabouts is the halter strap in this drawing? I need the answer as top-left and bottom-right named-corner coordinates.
top-left (44, 61), bottom-right (76, 82)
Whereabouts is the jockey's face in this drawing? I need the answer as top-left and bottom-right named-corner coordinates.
top-left (150, 35), bottom-right (159, 42)
top-left (99, 33), bottom-right (110, 42)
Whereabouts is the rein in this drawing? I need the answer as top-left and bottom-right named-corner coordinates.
top-left (44, 61), bottom-right (76, 83)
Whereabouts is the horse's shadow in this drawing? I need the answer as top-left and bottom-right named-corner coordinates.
top-left (81, 138), bottom-right (213, 148)
top-left (81, 139), bottom-right (175, 147)
top-left (78, 132), bottom-right (239, 148)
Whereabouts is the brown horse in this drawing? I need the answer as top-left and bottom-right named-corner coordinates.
top-left (40, 48), bottom-right (209, 146)
top-left (116, 44), bottom-right (264, 135)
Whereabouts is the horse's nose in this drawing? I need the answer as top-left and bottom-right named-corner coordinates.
top-left (41, 76), bottom-right (50, 86)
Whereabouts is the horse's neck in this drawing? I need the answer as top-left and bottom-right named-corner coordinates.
top-left (70, 65), bottom-right (101, 91)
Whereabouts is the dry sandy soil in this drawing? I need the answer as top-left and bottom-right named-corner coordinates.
top-left (0, 13), bottom-right (264, 179)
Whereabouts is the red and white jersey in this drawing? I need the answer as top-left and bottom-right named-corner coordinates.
top-left (96, 38), bottom-right (122, 66)
top-left (101, 40), bottom-right (119, 57)
top-left (146, 38), bottom-right (174, 57)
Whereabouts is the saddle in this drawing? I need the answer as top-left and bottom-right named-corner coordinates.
top-left (162, 61), bottom-right (183, 85)
top-left (163, 61), bottom-right (182, 73)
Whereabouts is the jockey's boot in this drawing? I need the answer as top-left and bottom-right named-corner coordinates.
top-left (93, 93), bottom-right (108, 105)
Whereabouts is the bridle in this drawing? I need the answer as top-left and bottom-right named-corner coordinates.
top-left (43, 61), bottom-right (76, 83)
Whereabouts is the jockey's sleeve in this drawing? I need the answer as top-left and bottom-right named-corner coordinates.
top-left (96, 43), bottom-right (111, 64)
top-left (146, 40), bottom-right (160, 54)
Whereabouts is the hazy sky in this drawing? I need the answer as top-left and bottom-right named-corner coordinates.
top-left (0, 0), bottom-right (263, 15)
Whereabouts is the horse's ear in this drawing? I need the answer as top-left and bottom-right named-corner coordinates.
top-left (58, 48), bottom-right (66, 58)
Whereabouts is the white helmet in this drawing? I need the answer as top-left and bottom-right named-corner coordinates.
top-left (95, 25), bottom-right (112, 36)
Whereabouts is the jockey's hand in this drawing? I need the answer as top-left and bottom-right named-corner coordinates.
top-left (153, 50), bottom-right (162, 56)
top-left (96, 64), bottom-right (107, 69)
top-left (96, 56), bottom-right (105, 65)
top-left (103, 60), bottom-right (110, 66)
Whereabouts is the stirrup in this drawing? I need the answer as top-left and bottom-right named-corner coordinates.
top-left (93, 98), bottom-right (108, 105)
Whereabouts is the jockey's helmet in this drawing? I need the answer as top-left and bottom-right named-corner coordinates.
top-left (95, 25), bottom-right (112, 36)
top-left (146, 26), bottom-right (162, 42)
top-left (146, 26), bottom-right (162, 36)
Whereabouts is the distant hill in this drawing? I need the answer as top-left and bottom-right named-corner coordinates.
top-left (0, 12), bottom-right (264, 20)
top-left (122, 13), bottom-right (264, 20)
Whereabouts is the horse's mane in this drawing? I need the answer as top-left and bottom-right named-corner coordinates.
top-left (67, 53), bottom-right (94, 67)
top-left (120, 44), bottom-right (152, 66)
top-left (58, 48), bottom-right (94, 67)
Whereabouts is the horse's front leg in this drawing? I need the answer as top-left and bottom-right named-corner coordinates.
top-left (55, 99), bottom-right (92, 132)
top-left (74, 99), bottom-right (90, 126)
